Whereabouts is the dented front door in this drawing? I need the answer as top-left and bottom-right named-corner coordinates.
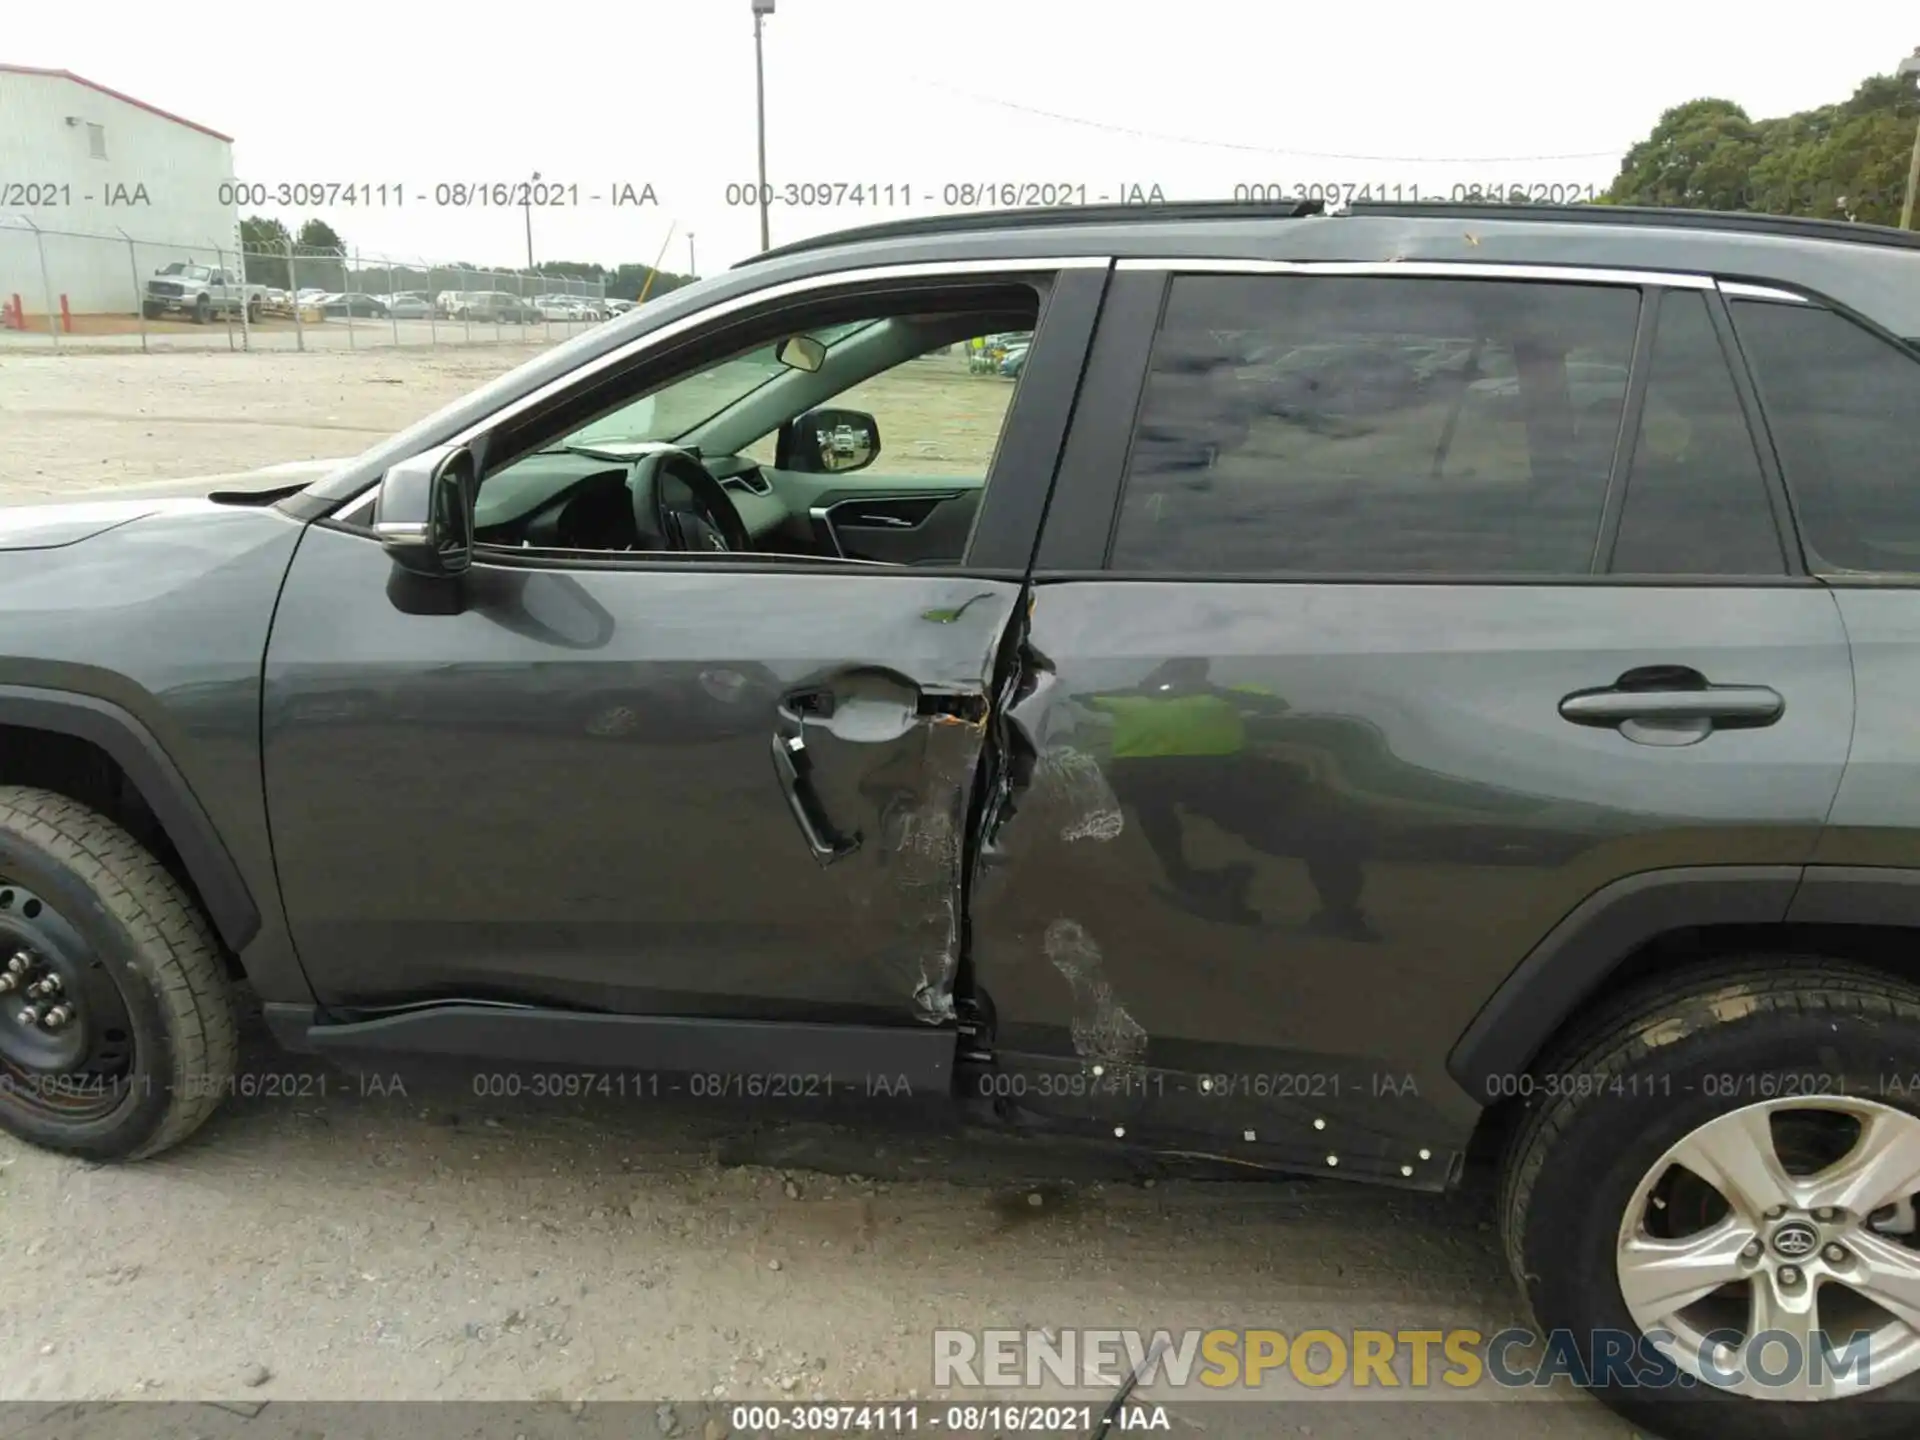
top-left (264, 531), bottom-right (1021, 1023)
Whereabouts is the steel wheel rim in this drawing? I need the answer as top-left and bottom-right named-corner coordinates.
top-left (1617, 1095), bottom-right (1920, 1400)
top-left (0, 881), bottom-right (136, 1124)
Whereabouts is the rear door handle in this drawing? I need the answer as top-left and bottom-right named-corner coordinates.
top-left (1559, 674), bottom-right (1783, 748)
top-left (1558, 687), bottom-right (1784, 725)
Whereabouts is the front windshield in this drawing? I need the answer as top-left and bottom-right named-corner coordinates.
top-left (568, 320), bottom-right (874, 446)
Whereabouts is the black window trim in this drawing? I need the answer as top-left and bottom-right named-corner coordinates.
top-left (1041, 259), bottom-right (1818, 587)
top-left (1720, 278), bottom-right (1920, 586)
top-left (325, 255), bottom-right (1109, 527)
top-left (324, 258), bottom-right (1112, 578)
top-left (1594, 286), bottom-right (1803, 579)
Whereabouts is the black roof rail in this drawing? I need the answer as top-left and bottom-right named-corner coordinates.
top-left (732, 199), bottom-right (1328, 267)
top-left (1350, 201), bottom-right (1920, 252)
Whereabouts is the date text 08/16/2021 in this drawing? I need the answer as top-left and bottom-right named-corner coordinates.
top-left (212, 181), bottom-right (660, 208)
top-left (718, 181), bottom-right (1604, 208)
top-left (6, 177), bottom-right (1603, 212)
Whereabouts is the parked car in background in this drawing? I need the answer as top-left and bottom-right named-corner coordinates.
top-left (459, 291), bottom-right (536, 323)
top-left (605, 297), bottom-right (635, 315)
top-left (384, 294), bottom-right (433, 319)
top-left (535, 295), bottom-right (608, 322)
top-left (998, 340), bottom-right (1030, 377)
top-left (314, 293), bottom-right (390, 319)
top-left (141, 263), bottom-right (266, 324)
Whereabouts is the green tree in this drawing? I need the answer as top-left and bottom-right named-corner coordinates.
top-left (1605, 99), bottom-right (1763, 210)
top-left (239, 215), bottom-right (291, 287)
top-left (1607, 73), bottom-right (1920, 223)
top-left (605, 262), bottom-right (693, 301)
top-left (296, 218), bottom-right (344, 254)
top-left (289, 218), bottom-right (346, 292)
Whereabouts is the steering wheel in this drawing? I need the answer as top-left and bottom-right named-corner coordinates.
top-left (627, 449), bottom-right (751, 554)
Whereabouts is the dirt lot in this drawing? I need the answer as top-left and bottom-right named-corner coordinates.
top-left (0, 347), bottom-right (552, 503)
top-left (0, 346), bottom-right (1638, 1437)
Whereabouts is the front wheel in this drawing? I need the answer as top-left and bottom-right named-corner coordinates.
top-left (192, 295), bottom-right (210, 324)
top-left (1502, 959), bottom-right (1920, 1439)
top-left (0, 788), bottom-right (237, 1160)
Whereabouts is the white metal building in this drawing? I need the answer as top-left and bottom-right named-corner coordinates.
top-left (0, 66), bottom-right (238, 316)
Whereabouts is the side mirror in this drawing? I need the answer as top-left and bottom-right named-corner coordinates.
top-left (776, 407), bottom-right (880, 475)
top-left (372, 445), bottom-right (476, 577)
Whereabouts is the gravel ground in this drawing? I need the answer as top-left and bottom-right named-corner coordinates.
top-left (0, 347), bottom-right (1641, 1437)
top-left (0, 346), bottom-right (551, 502)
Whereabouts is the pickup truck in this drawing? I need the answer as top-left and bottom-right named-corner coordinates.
top-left (141, 262), bottom-right (266, 324)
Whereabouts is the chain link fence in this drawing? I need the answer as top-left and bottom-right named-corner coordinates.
top-left (0, 217), bottom-right (621, 352)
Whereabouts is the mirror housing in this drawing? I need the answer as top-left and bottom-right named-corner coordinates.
top-left (372, 444), bottom-right (476, 577)
top-left (776, 407), bottom-right (880, 476)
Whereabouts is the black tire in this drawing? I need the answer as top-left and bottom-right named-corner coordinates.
top-left (0, 787), bottom-right (236, 1161)
top-left (192, 294), bottom-right (210, 324)
top-left (141, 302), bottom-right (160, 320)
top-left (1501, 957), bottom-right (1920, 1440)
top-left (246, 298), bottom-right (261, 324)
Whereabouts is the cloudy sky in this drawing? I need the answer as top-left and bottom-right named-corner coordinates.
top-left (10, 1), bottom-right (1916, 274)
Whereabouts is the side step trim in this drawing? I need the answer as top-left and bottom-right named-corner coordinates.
top-left (297, 1004), bottom-right (955, 1091)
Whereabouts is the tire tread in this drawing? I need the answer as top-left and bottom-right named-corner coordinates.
top-left (1499, 955), bottom-right (1920, 1308)
top-left (0, 785), bottom-right (236, 1158)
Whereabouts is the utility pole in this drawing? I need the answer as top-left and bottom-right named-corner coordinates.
top-left (688, 232), bottom-right (697, 277)
top-left (524, 169), bottom-right (540, 268)
top-left (1900, 47), bottom-right (1920, 230)
top-left (752, 0), bottom-right (775, 251)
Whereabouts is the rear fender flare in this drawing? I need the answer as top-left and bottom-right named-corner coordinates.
top-left (1447, 865), bottom-right (1804, 1097)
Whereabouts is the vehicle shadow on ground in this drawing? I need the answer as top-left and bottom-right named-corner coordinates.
top-left (0, 993), bottom-right (1641, 1434)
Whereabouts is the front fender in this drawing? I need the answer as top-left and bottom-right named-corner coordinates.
top-left (0, 684), bottom-right (260, 952)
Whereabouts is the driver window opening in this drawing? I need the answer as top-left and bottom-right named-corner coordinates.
top-left (471, 290), bottom-right (1040, 567)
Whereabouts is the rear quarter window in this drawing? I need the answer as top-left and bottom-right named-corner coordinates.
top-left (1731, 299), bottom-right (1920, 575)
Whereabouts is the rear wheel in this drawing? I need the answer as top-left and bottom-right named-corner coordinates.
top-left (1502, 959), bottom-right (1920, 1439)
top-left (0, 788), bottom-right (236, 1161)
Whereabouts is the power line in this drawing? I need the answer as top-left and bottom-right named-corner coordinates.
top-left (906, 77), bottom-right (1621, 164)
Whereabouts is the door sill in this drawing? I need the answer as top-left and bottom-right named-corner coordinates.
top-left (283, 1002), bottom-right (955, 1092)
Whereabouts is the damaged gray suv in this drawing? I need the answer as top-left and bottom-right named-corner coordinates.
top-left (2, 199), bottom-right (1920, 1438)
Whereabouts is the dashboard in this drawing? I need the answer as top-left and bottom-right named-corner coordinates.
top-left (471, 452), bottom-right (792, 554)
top-left (468, 449), bottom-right (983, 565)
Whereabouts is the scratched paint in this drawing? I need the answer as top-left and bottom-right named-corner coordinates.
top-left (1034, 747), bottom-right (1125, 843)
top-left (1013, 744), bottom-right (1121, 844)
top-left (868, 731), bottom-right (977, 1025)
top-left (1043, 918), bottom-right (1148, 1066)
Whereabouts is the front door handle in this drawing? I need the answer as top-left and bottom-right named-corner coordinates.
top-left (1559, 673), bottom-right (1784, 747)
top-left (769, 731), bottom-right (861, 865)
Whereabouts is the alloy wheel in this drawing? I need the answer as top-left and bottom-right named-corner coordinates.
top-left (1617, 1096), bottom-right (1920, 1400)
